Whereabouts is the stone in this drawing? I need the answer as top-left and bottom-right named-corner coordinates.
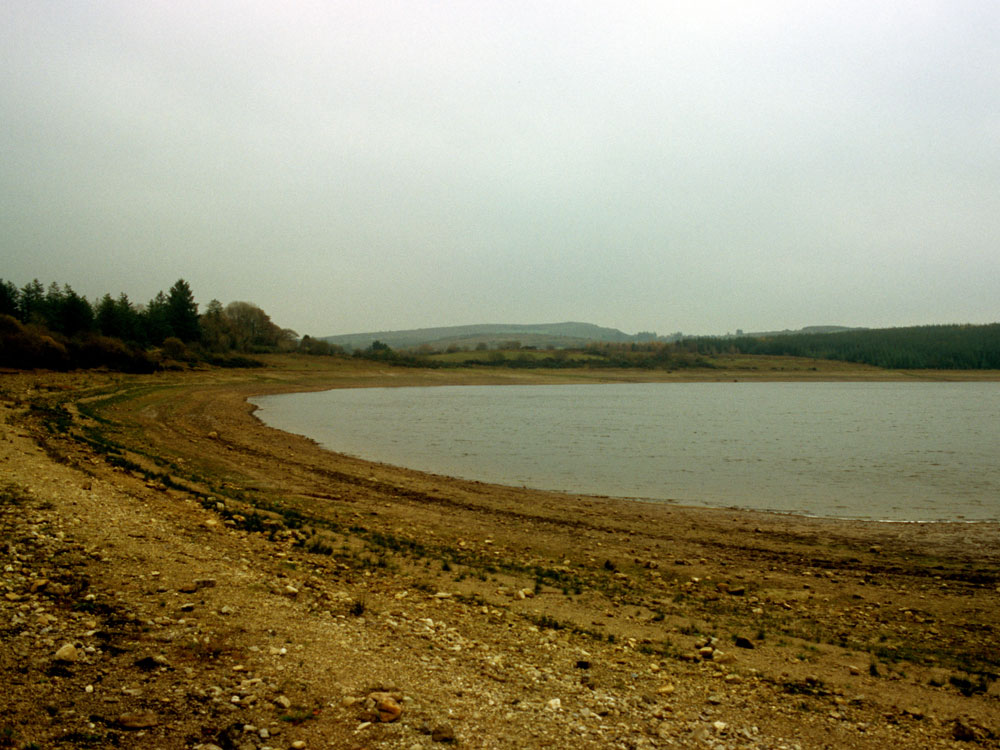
top-left (134, 654), bottom-right (170, 670)
top-left (116, 710), bottom-right (160, 729)
top-left (952, 718), bottom-right (983, 742)
top-left (431, 724), bottom-right (456, 743)
top-left (54, 643), bottom-right (79, 662)
top-left (275, 694), bottom-right (292, 709)
top-left (547, 698), bottom-right (562, 710)
top-left (734, 636), bottom-right (755, 649)
top-left (367, 691), bottom-right (402, 722)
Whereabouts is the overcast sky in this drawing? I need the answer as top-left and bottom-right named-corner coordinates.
top-left (3, 1), bottom-right (998, 337)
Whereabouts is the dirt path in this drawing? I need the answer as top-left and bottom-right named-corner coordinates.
top-left (1, 360), bottom-right (998, 749)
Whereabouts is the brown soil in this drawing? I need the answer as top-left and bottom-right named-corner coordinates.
top-left (1, 356), bottom-right (998, 750)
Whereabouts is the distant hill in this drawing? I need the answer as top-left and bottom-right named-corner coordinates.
top-left (322, 322), bottom-right (637, 351)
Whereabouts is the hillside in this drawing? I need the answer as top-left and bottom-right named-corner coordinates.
top-left (321, 322), bottom-right (637, 351)
top-left (320, 322), bottom-right (866, 352)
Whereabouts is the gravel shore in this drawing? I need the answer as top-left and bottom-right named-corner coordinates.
top-left (2, 360), bottom-right (998, 749)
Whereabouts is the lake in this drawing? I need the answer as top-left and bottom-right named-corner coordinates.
top-left (250, 382), bottom-right (1000, 522)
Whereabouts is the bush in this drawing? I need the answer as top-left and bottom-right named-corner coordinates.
top-left (0, 315), bottom-right (70, 370)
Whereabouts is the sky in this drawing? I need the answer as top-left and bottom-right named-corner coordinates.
top-left (2, 1), bottom-right (998, 338)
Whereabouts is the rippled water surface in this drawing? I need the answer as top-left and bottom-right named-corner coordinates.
top-left (251, 382), bottom-right (1000, 521)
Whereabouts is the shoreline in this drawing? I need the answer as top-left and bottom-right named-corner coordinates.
top-left (2, 358), bottom-right (999, 748)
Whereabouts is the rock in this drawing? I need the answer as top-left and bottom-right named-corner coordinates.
top-left (547, 697), bottom-right (562, 710)
top-left (275, 694), bottom-right (292, 709)
top-left (734, 636), bottom-right (755, 649)
top-left (290, 741), bottom-right (306, 749)
top-left (116, 710), bottom-right (160, 729)
top-left (698, 646), bottom-right (715, 660)
top-left (366, 691), bottom-right (402, 722)
top-left (54, 643), bottom-right (79, 662)
top-left (284, 585), bottom-right (299, 597)
top-left (431, 724), bottom-right (456, 743)
top-left (195, 578), bottom-right (217, 589)
top-left (952, 718), bottom-right (984, 742)
top-left (134, 654), bottom-right (170, 670)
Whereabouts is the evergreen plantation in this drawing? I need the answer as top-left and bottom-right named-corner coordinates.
top-left (681, 325), bottom-right (1000, 370)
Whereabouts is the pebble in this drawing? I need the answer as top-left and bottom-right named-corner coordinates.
top-left (116, 710), bottom-right (160, 729)
top-left (366, 691), bottom-right (403, 722)
top-left (54, 643), bottom-right (79, 662)
top-left (431, 724), bottom-right (456, 743)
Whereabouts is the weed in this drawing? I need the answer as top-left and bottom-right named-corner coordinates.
top-left (530, 614), bottom-right (564, 631)
top-left (240, 512), bottom-right (266, 533)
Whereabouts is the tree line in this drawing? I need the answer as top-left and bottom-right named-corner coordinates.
top-left (680, 324), bottom-right (1000, 370)
top-left (0, 277), bottom-right (299, 371)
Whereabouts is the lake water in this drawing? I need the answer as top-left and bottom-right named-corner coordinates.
top-left (250, 382), bottom-right (1000, 522)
